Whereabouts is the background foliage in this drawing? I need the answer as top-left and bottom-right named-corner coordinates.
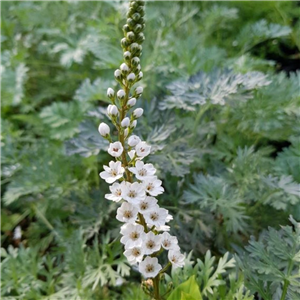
top-left (1, 1), bottom-right (300, 299)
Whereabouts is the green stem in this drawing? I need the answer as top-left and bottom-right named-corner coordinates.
top-left (192, 104), bottom-right (210, 137)
top-left (153, 275), bottom-right (160, 300)
top-left (280, 256), bottom-right (294, 300)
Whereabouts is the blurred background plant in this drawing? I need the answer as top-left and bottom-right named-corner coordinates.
top-left (1, 1), bottom-right (300, 299)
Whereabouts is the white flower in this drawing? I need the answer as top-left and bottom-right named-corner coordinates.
top-left (168, 250), bottom-right (185, 269)
top-left (120, 63), bottom-right (129, 73)
top-left (143, 231), bottom-right (162, 255)
top-left (121, 117), bottom-right (130, 128)
top-left (128, 160), bottom-right (156, 181)
top-left (130, 120), bottom-right (137, 128)
top-left (120, 223), bottom-right (145, 248)
top-left (137, 196), bottom-right (158, 214)
top-left (139, 256), bottom-right (162, 278)
top-left (116, 202), bottom-right (138, 223)
top-left (98, 122), bottom-right (110, 136)
top-left (144, 207), bottom-right (169, 227)
top-left (142, 177), bottom-right (164, 196)
top-left (135, 86), bottom-right (143, 94)
top-left (100, 161), bottom-right (124, 184)
top-left (117, 89), bottom-right (126, 99)
top-left (108, 141), bottom-right (124, 157)
top-left (127, 73), bottom-right (136, 82)
top-left (135, 141), bottom-right (151, 157)
top-left (124, 246), bottom-right (144, 265)
top-left (13, 226), bottom-right (22, 240)
top-left (133, 108), bottom-right (143, 118)
top-left (127, 97), bottom-right (136, 107)
top-left (107, 88), bottom-right (114, 98)
top-left (121, 182), bottom-right (145, 205)
top-left (107, 104), bottom-right (118, 116)
top-left (105, 182), bottom-right (124, 202)
top-left (160, 232), bottom-right (179, 251)
top-left (128, 135), bottom-right (141, 147)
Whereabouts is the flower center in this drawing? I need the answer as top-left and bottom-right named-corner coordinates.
top-left (128, 190), bottom-right (137, 198)
top-left (138, 168), bottom-right (147, 176)
top-left (140, 202), bottom-right (148, 210)
top-left (116, 189), bottom-right (121, 196)
top-left (130, 231), bottom-right (139, 240)
top-left (147, 183), bottom-right (153, 191)
top-left (150, 212), bottom-right (158, 221)
top-left (111, 170), bottom-right (117, 176)
top-left (124, 210), bottom-right (132, 219)
top-left (146, 240), bottom-right (155, 249)
top-left (163, 240), bottom-right (170, 248)
top-left (132, 248), bottom-right (141, 256)
top-left (171, 256), bottom-right (177, 263)
top-left (113, 148), bottom-right (119, 152)
top-left (146, 264), bottom-right (154, 273)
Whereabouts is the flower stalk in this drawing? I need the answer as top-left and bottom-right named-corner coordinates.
top-left (98, 1), bottom-right (184, 299)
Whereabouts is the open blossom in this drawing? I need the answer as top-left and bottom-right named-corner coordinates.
top-left (105, 182), bottom-right (124, 202)
top-left (144, 207), bottom-right (169, 227)
top-left (128, 160), bottom-right (156, 181)
top-left (142, 177), bottom-right (164, 196)
top-left (137, 196), bottom-right (158, 214)
top-left (100, 161), bottom-right (124, 184)
top-left (108, 141), bottom-right (124, 157)
top-left (135, 141), bottom-right (151, 157)
top-left (139, 256), bottom-right (162, 279)
top-left (121, 181), bottom-right (146, 205)
top-left (120, 223), bottom-right (145, 249)
top-left (124, 246), bottom-right (144, 265)
top-left (168, 250), bottom-right (185, 269)
top-left (160, 232), bottom-right (179, 251)
top-left (116, 202), bottom-right (139, 223)
top-left (143, 231), bottom-right (162, 255)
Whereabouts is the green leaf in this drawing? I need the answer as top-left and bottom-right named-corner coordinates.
top-left (167, 275), bottom-right (202, 300)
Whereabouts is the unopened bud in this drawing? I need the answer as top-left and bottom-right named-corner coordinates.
top-left (114, 69), bottom-right (122, 80)
top-left (137, 33), bottom-right (145, 43)
top-left (127, 18), bottom-right (135, 29)
top-left (127, 97), bottom-right (136, 107)
top-left (130, 42), bottom-right (139, 53)
top-left (123, 24), bottom-right (130, 33)
top-left (138, 71), bottom-right (143, 80)
top-left (121, 117), bottom-right (130, 127)
top-left (128, 135), bottom-right (141, 147)
top-left (127, 73), bottom-right (136, 82)
top-left (134, 24), bottom-right (143, 33)
top-left (98, 122), bottom-right (110, 136)
top-left (131, 57), bottom-right (140, 66)
top-left (130, 120), bottom-right (137, 128)
top-left (124, 51), bottom-right (131, 60)
top-left (121, 38), bottom-right (128, 48)
top-left (120, 63), bottom-right (130, 74)
top-left (127, 31), bottom-right (135, 41)
top-left (107, 104), bottom-right (118, 116)
top-left (135, 86), bottom-right (143, 95)
top-left (133, 108), bottom-right (143, 118)
top-left (107, 88), bottom-right (115, 99)
top-left (117, 89), bottom-right (126, 100)
top-left (132, 13), bottom-right (141, 21)
top-left (124, 128), bottom-right (129, 138)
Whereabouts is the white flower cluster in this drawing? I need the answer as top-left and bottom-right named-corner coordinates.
top-left (97, 0), bottom-right (184, 281)
top-left (99, 135), bottom-right (184, 278)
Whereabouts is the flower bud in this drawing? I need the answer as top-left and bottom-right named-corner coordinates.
top-left (130, 43), bottom-right (139, 53)
top-left (127, 73), bottom-right (136, 82)
top-left (136, 64), bottom-right (141, 72)
top-left (127, 97), bottom-right (136, 107)
top-left (120, 63), bottom-right (129, 74)
top-left (124, 128), bottom-right (129, 138)
top-left (127, 18), bottom-right (135, 29)
top-left (134, 24), bottom-right (143, 33)
top-left (123, 24), bottom-right (130, 33)
top-left (127, 31), bottom-right (135, 41)
top-left (135, 86), bottom-right (143, 95)
top-left (131, 57), bottom-right (140, 66)
top-left (124, 51), bottom-right (131, 60)
top-left (128, 135), bottom-right (141, 147)
top-left (107, 88), bottom-right (115, 99)
top-left (138, 72), bottom-right (143, 80)
top-left (137, 33), bottom-right (145, 43)
top-left (121, 38), bottom-right (129, 48)
top-left (132, 13), bottom-right (141, 21)
top-left (130, 120), bottom-right (137, 128)
top-left (114, 69), bottom-right (122, 80)
top-left (133, 108), bottom-right (143, 118)
top-left (107, 104), bottom-right (118, 116)
top-left (121, 117), bottom-right (130, 127)
top-left (98, 122), bottom-right (110, 136)
top-left (117, 89), bottom-right (126, 100)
